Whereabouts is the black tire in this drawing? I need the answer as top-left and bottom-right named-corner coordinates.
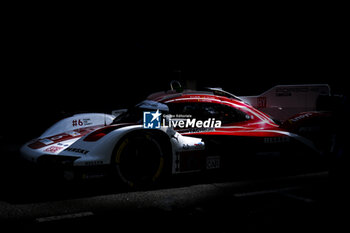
top-left (111, 131), bottom-right (168, 188)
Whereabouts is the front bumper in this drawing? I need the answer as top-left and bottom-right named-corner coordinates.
top-left (21, 154), bottom-right (110, 181)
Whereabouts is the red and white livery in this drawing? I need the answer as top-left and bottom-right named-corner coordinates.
top-left (21, 83), bottom-right (332, 187)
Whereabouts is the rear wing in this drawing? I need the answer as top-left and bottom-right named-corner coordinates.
top-left (240, 84), bottom-right (331, 121)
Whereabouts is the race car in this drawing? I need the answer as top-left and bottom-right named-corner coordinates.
top-left (20, 82), bottom-right (333, 187)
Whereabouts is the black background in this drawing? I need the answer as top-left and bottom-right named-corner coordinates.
top-left (1, 9), bottom-right (348, 143)
top-left (0, 8), bottom-right (348, 232)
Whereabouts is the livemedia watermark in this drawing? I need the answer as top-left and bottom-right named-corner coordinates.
top-left (143, 110), bottom-right (221, 129)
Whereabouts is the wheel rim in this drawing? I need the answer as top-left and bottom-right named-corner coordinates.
top-left (115, 134), bottom-right (164, 187)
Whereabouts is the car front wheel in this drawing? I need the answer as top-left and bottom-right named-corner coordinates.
top-left (112, 132), bottom-right (166, 188)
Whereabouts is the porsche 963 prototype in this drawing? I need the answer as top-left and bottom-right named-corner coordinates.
top-left (21, 82), bottom-right (333, 187)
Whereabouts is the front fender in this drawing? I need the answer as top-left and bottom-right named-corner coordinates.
top-left (64, 125), bottom-right (143, 167)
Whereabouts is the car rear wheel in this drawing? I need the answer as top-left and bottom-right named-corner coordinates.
top-left (112, 132), bottom-right (166, 188)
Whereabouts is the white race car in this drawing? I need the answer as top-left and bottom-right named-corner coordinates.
top-left (21, 83), bottom-right (331, 187)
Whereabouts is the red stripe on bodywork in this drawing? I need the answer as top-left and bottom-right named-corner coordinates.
top-left (28, 123), bottom-right (135, 149)
top-left (28, 126), bottom-right (102, 149)
top-left (183, 129), bottom-right (290, 138)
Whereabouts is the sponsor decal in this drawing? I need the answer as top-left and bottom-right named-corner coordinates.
top-left (275, 86), bottom-right (326, 97)
top-left (72, 118), bottom-right (93, 127)
top-left (288, 112), bottom-right (314, 123)
top-left (44, 146), bottom-right (64, 153)
top-left (264, 137), bottom-right (290, 144)
top-left (182, 142), bottom-right (205, 150)
top-left (65, 147), bottom-right (89, 155)
top-left (40, 138), bottom-right (54, 145)
top-left (257, 96), bottom-right (267, 108)
top-left (84, 161), bottom-right (103, 166)
top-left (67, 131), bottom-right (81, 137)
top-left (206, 156), bottom-right (220, 169)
